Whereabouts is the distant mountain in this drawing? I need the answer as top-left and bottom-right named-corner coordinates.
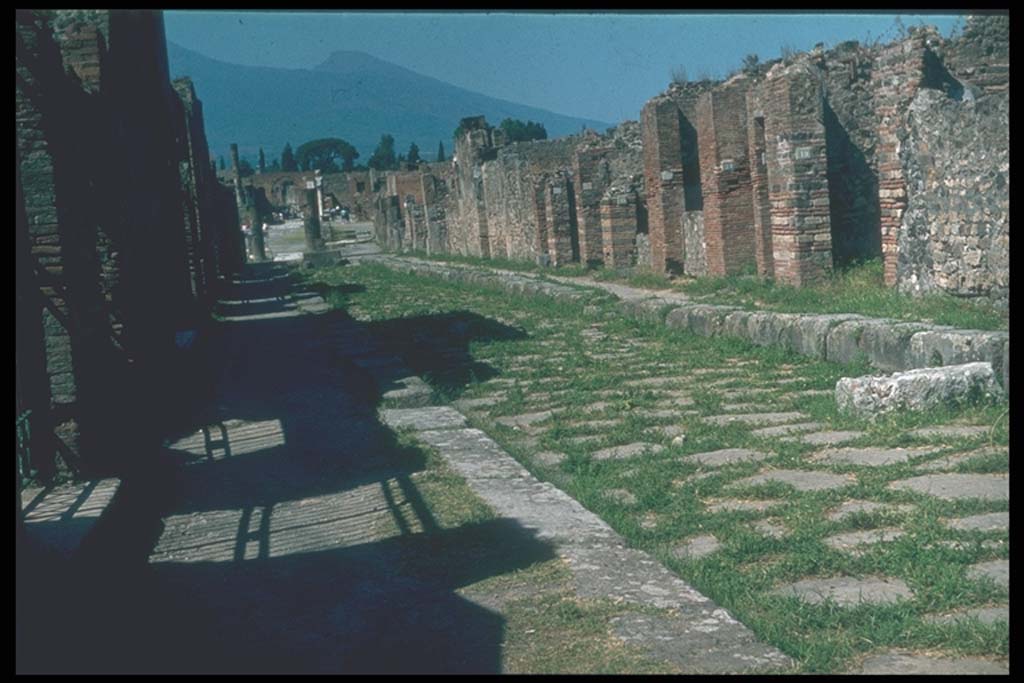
top-left (167, 43), bottom-right (612, 166)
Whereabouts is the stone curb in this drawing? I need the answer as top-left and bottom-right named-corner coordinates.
top-left (362, 255), bottom-right (1009, 391)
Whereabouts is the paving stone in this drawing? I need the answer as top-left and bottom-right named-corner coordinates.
top-left (855, 651), bottom-right (1008, 675)
top-left (702, 412), bottom-right (808, 427)
top-left (731, 469), bottom-right (853, 492)
top-left (771, 576), bottom-right (914, 606)
top-left (914, 452), bottom-right (984, 472)
top-left (706, 499), bottom-right (782, 513)
top-left (887, 473), bottom-right (1008, 501)
top-left (749, 422), bottom-right (825, 438)
top-left (752, 519), bottom-right (789, 539)
top-left (942, 512), bottom-right (1009, 533)
top-left (721, 402), bottom-right (760, 412)
top-left (823, 528), bottom-right (905, 555)
top-left (932, 539), bottom-right (1006, 552)
top-left (379, 406), bottom-right (467, 432)
top-left (566, 434), bottom-right (604, 446)
top-left (812, 446), bottom-right (934, 467)
top-left (494, 410), bottom-right (555, 432)
top-left (453, 395), bottom-right (506, 411)
top-left (534, 451), bottom-right (567, 466)
top-left (671, 535), bottom-right (722, 560)
top-left (909, 425), bottom-right (990, 439)
top-left (923, 605), bottom-right (1009, 626)
top-left (720, 388), bottom-right (775, 399)
top-left (826, 500), bottom-right (916, 522)
top-left (647, 409), bottom-right (685, 419)
top-left (790, 430), bottom-right (865, 446)
top-left (966, 560), bottom-right (1009, 589)
top-left (623, 376), bottom-right (689, 388)
top-left (591, 442), bottom-right (665, 461)
top-left (684, 448), bottom-right (771, 467)
top-left (639, 513), bottom-right (660, 530)
top-left (782, 389), bottom-right (833, 398)
top-left (654, 395), bottom-right (696, 407)
top-left (565, 419), bottom-right (621, 431)
top-left (604, 488), bottom-right (638, 506)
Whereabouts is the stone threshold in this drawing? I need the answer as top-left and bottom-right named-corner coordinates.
top-left (362, 254), bottom-right (1008, 391)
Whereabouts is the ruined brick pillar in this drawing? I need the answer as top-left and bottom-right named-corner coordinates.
top-left (746, 99), bottom-right (774, 278)
top-left (872, 33), bottom-right (928, 287)
top-left (697, 79), bottom-right (757, 276)
top-left (453, 117), bottom-right (493, 258)
top-left (600, 191), bottom-right (638, 269)
top-left (573, 147), bottom-right (612, 267)
top-left (758, 66), bottom-right (834, 286)
top-left (641, 97), bottom-right (686, 274)
top-left (545, 174), bottom-right (575, 267)
top-left (532, 177), bottom-right (550, 266)
top-left (420, 172), bottom-right (448, 255)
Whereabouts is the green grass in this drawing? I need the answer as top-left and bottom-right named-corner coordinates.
top-left (303, 260), bottom-right (1009, 673)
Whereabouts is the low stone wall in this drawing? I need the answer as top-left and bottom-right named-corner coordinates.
top-left (363, 255), bottom-right (1009, 391)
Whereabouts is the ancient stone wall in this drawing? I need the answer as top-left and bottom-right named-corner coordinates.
top-left (898, 88), bottom-right (1008, 306)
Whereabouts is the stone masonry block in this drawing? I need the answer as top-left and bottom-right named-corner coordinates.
top-left (746, 312), bottom-right (801, 348)
top-left (908, 329), bottom-right (1009, 380)
top-left (783, 314), bottom-right (866, 360)
top-left (826, 319), bottom-right (869, 366)
top-left (836, 362), bottom-right (1005, 419)
top-left (685, 305), bottom-right (740, 338)
top-left (856, 321), bottom-right (946, 373)
top-left (722, 310), bottom-right (753, 339)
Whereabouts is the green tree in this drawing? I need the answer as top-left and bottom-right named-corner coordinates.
top-left (406, 142), bottom-right (421, 168)
top-left (296, 137), bottom-right (359, 173)
top-left (257, 147), bottom-right (266, 173)
top-left (281, 143), bottom-right (297, 172)
top-left (267, 157), bottom-right (281, 172)
top-left (498, 118), bottom-right (547, 142)
top-left (436, 141), bottom-right (446, 162)
top-left (368, 134), bottom-right (398, 171)
top-left (218, 156), bottom-right (226, 171)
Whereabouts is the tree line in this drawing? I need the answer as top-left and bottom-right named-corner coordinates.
top-left (221, 117), bottom-right (546, 177)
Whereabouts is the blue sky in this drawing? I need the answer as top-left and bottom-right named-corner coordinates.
top-left (164, 11), bottom-right (966, 124)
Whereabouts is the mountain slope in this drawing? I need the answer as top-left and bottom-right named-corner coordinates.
top-left (167, 43), bottom-right (612, 164)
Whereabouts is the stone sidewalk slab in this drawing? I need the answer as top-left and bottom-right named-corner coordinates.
top-left (854, 651), bottom-right (1008, 675)
top-left (383, 406), bottom-right (793, 673)
top-left (887, 473), bottom-right (1008, 501)
top-left (771, 576), bottom-right (913, 606)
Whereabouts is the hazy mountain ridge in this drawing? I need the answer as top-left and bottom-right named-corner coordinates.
top-left (167, 42), bottom-right (612, 164)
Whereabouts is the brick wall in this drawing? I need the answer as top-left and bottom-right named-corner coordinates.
top-left (600, 191), bottom-right (638, 268)
top-left (545, 173), bottom-right (576, 266)
top-left (697, 77), bottom-right (757, 276)
top-left (574, 147), bottom-right (613, 266)
top-left (641, 96), bottom-right (685, 274)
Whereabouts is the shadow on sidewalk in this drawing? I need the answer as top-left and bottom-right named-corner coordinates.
top-left (17, 262), bottom-right (551, 674)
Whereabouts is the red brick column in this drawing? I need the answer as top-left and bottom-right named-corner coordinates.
top-left (532, 177), bottom-right (550, 264)
top-left (573, 147), bottom-right (611, 267)
top-left (600, 192), bottom-right (638, 268)
top-left (746, 97), bottom-right (774, 278)
top-left (641, 97), bottom-right (686, 274)
top-left (697, 80), bottom-right (757, 276)
top-left (757, 67), bottom-right (834, 286)
top-left (545, 174), bottom-right (574, 266)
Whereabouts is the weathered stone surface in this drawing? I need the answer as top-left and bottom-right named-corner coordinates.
top-left (966, 560), bottom-right (1009, 589)
top-left (908, 329), bottom-right (1009, 382)
top-left (784, 314), bottom-right (866, 360)
top-left (909, 425), bottom-right (990, 439)
top-left (453, 395), bottom-right (506, 411)
top-left (684, 448), bottom-right (771, 467)
top-left (826, 500), bottom-right (915, 522)
top-left (731, 469), bottom-right (853, 492)
top-left (813, 446), bottom-right (934, 468)
top-left (887, 473), bottom-right (1008, 501)
top-left (856, 319), bottom-right (939, 372)
top-left (591, 442), bottom-right (665, 461)
top-left (942, 512), bottom-right (1009, 533)
top-left (792, 430), bottom-right (865, 446)
top-left (702, 411), bottom-right (807, 426)
top-left (749, 422), bottom-right (824, 438)
top-left (922, 605), bottom-right (1009, 626)
top-left (836, 362), bottom-right (1004, 418)
top-left (494, 410), bottom-right (555, 431)
top-left (671, 535), bottom-right (722, 560)
top-left (823, 528), bottom-right (905, 555)
top-left (825, 319), bottom-right (869, 366)
top-left (855, 651), bottom-right (1008, 675)
top-left (379, 406), bottom-right (467, 432)
top-left (771, 576), bottom-right (914, 606)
